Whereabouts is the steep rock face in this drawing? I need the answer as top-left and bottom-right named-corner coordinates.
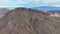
top-left (0, 8), bottom-right (60, 34)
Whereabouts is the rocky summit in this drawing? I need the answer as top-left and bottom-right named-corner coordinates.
top-left (0, 7), bottom-right (60, 34)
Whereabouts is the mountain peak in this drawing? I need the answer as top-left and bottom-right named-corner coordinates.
top-left (0, 7), bottom-right (51, 34)
top-left (0, 7), bottom-right (60, 34)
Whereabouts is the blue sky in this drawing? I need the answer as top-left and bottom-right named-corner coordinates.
top-left (0, 0), bottom-right (60, 8)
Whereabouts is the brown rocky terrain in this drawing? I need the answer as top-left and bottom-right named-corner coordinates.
top-left (0, 7), bottom-right (60, 34)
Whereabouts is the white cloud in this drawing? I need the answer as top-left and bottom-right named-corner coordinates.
top-left (40, 0), bottom-right (60, 5)
top-left (28, 0), bottom-right (60, 5)
top-left (0, 0), bottom-right (11, 3)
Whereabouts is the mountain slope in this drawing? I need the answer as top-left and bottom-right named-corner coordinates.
top-left (0, 7), bottom-right (60, 34)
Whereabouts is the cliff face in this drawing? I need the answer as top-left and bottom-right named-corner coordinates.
top-left (0, 7), bottom-right (60, 34)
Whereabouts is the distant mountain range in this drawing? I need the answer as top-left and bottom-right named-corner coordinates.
top-left (32, 6), bottom-right (60, 10)
top-left (0, 8), bottom-right (12, 18)
top-left (0, 8), bottom-right (10, 14)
